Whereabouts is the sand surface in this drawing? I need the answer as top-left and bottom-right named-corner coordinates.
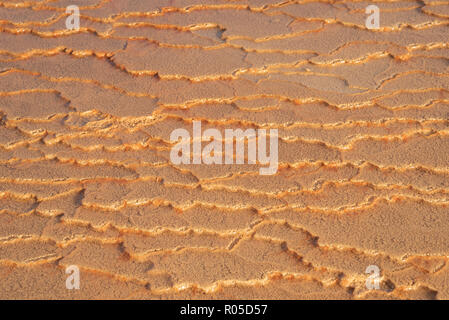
top-left (0, 0), bottom-right (448, 299)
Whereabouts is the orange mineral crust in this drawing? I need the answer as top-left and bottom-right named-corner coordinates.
top-left (0, 0), bottom-right (448, 300)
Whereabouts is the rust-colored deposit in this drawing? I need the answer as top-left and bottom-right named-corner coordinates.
top-left (0, 0), bottom-right (448, 300)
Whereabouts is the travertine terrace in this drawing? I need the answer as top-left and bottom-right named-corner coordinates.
top-left (0, 0), bottom-right (448, 299)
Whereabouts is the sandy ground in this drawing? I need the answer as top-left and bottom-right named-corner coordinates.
top-left (0, 0), bottom-right (448, 299)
